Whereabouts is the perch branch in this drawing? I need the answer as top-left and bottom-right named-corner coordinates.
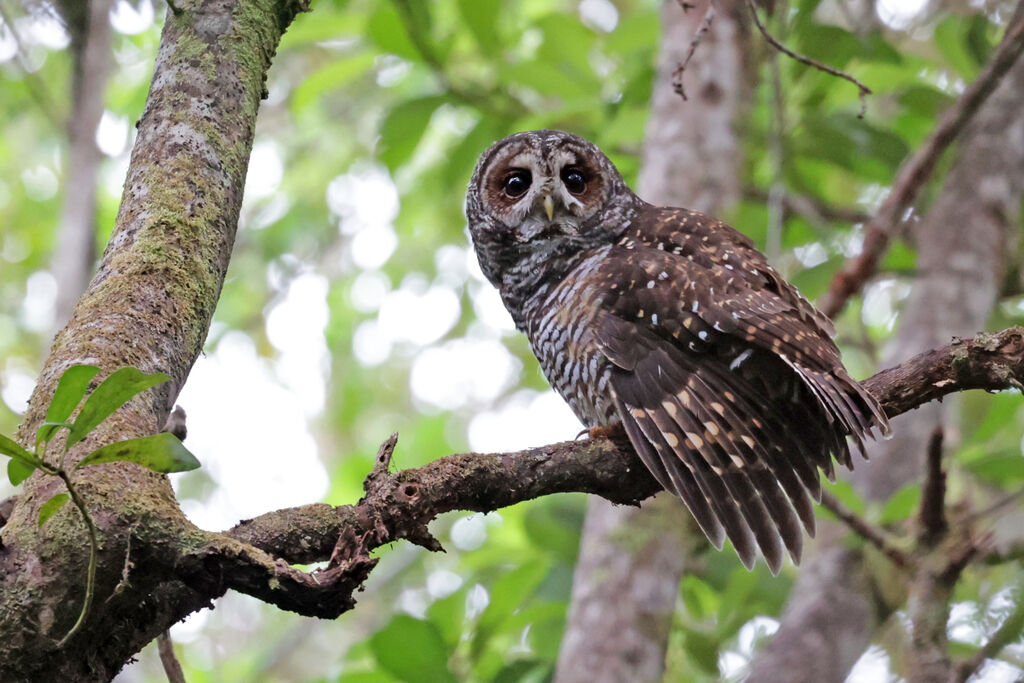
top-left (818, 6), bottom-right (1024, 318)
top-left (208, 328), bottom-right (1024, 618)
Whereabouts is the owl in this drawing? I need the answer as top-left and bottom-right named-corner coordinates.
top-left (465, 130), bottom-right (890, 573)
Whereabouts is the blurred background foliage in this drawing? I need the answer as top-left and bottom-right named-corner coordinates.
top-left (0, 0), bottom-right (1022, 680)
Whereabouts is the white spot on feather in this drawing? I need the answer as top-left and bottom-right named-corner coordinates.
top-left (729, 349), bottom-right (753, 371)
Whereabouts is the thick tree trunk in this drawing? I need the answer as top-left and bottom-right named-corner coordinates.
top-left (746, 48), bottom-right (1024, 683)
top-left (0, 2), bottom-right (301, 678)
top-left (555, 2), bottom-right (751, 680)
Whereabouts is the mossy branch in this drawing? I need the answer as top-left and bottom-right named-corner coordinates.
top-left (211, 327), bottom-right (1024, 618)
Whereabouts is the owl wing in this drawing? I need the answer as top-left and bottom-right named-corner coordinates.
top-left (594, 208), bottom-right (888, 572)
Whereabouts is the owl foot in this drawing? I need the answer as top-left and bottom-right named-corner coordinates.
top-left (576, 423), bottom-right (624, 440)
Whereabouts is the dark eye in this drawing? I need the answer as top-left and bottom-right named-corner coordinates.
top-left (561, 167), bottom-right (586, 194)
top-left (502, 170), bottom-right (531, 198)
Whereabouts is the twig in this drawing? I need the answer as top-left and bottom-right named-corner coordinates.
top-left (672, 1), bottom-right (716, 100)
top-left (745, 0), bottom-right (871, 117)
top-left (819, 490), bottom-right (911, 569)
top-left (157, 631), bottom-right (186, 683)
top-left (55, 469), bottom-right (99, 647)
top-left (952, 594), bottom-right (1024, 683)
top-left (819, 4), bottom-right (1024, 318)
top-left (918, 427), bottom-right (947, 545)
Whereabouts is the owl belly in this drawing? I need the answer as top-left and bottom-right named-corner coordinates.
top-left (523, 261), bottom-right (617, 428)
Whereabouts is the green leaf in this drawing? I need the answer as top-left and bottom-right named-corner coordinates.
top-left (426, 587), bottom-right (467, 648)
top-left (491, 660), bottom-right (550, 683)
top-left (76, 432), bottom-right (200, 473)
top-left (291, 53), bottom-right (376, 113)
top-left (38, 493), bottom-right (69, 526)
top-left (35, 421), bottom-right (73, 448)
top-left (824, 479), bottom-right (865, 514)
top-left (66, 367), bottom-right (171, 450)
top-left (40, 365), bottom-right (101, 446)
top-left (934, 16), bottom-right (979, 79)
top-left (8, 459), bottom-right (36, 486)
top-left (794, 24), bottom-right (860, 67)
top-left (369, 615), bottom-right (455, 683)
top-left (898, 85), bottom-right (954, 119)
top-left (961, 449), bottom-right (1024, 488)
top-left (681, 626), bottom-right (720, 674)
top-left (680, 575), bottom-right (719, 620)
top-left (522, 497), bottom-right (583, 564)
top-left (457, 0), bottom-right (500, 56)
top-left (879, 484), bottom-right (921, 524)
top-left (377, 96), bottom-right (444, 169)
top-left (0, 433), bottom-right (40, 469)
top-left (366, 4), bottom-right (419, 61)
top-left (964, 15), bottom-right (993, 68)
top-left (471, 561), bottom-right (548, 661)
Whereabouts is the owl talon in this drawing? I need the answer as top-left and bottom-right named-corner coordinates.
top-left (583, 423), bottom-right (624, 440)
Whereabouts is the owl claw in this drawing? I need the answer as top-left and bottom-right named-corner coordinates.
top-left (578, 423), bottom-right (624, 440)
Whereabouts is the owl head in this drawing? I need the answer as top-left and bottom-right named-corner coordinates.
top-left (466, 130), bottom-right (641, 287)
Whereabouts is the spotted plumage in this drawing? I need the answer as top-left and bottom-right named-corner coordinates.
top-left (465, 130), bottom-right (890, 573)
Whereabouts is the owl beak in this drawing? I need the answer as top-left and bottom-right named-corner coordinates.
top-left (543, 195), bottom-right (555, 222)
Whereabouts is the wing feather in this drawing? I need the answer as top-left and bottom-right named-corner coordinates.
top-left (580, 206), bottom-right (890, 570)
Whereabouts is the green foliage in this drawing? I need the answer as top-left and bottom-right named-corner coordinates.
top-left (2, 364), bottom-right (200, 538)
top-left (37, 492), bottom-right (68, 526)
top-left (369, 615), bottom-right (456, 682)
top-left (75, 432), bottom-right (201, 472)
top-left (65, 366), bottom-right (172, 450)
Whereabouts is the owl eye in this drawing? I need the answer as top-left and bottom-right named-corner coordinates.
top-left (502, 170), bottom-right (532, 198)
top-left (561, 167), bottom-right (586, 194)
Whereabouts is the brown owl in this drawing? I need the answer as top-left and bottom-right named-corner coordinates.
top-left (465, 130), bottom-right (890, 573)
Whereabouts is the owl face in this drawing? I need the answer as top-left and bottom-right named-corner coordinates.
top-left (466, 130), bottom-right (640, 288)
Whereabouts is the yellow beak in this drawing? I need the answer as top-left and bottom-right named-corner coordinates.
top-left (543, 195), bottom-right (555, 222)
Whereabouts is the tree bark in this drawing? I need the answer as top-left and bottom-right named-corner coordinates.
top-left (555, 2), bottom-right (751, 680)
top-left (747, 45), bottom-right (1024, 683)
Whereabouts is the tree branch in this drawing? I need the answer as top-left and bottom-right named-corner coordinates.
top-left (818, 490), bottom-right (910, 569)
top-left (745, 0), bottom-right (871, 117)
top-left (214, 327), bottom-right (1024, 617)
top-left (918, 427), bottom-right (947, 546)
top-left (818, 5), bottom-right (1024, 318)
top-left (863, 327), bottom-right (1024, 417)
